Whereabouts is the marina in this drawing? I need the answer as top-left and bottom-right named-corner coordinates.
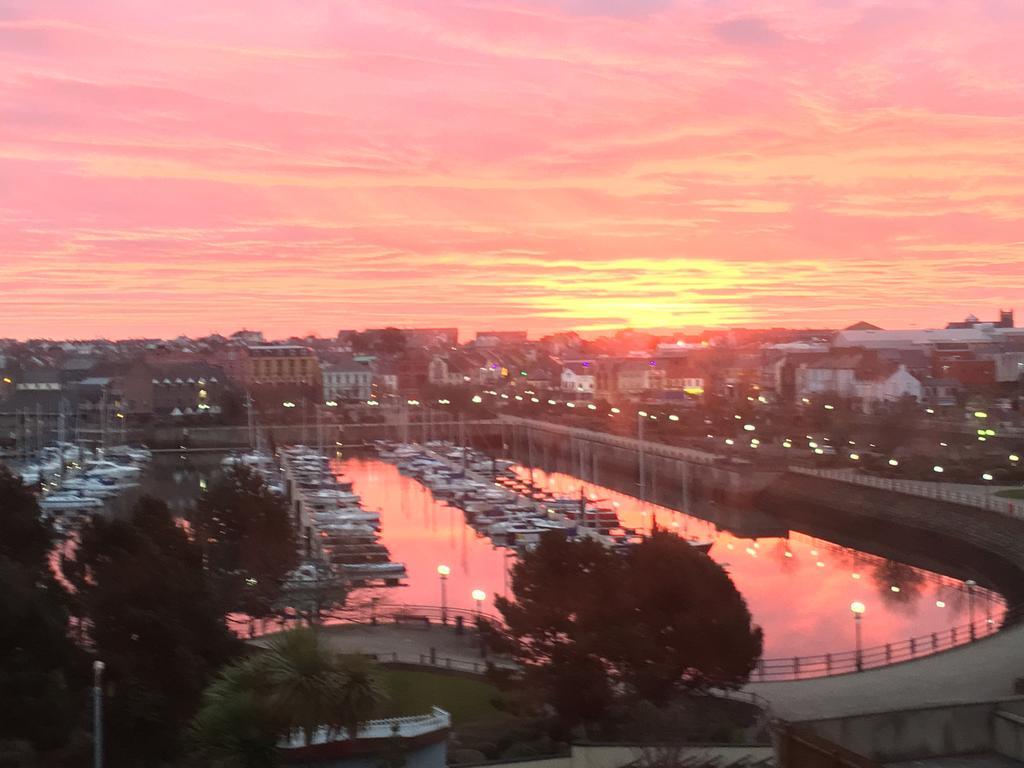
top-left (27, 440), bottom-right (1001, 660)
top-left (326, 450), bottom-right (1007, 659)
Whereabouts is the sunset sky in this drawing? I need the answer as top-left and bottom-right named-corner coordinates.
top-left (2, 0), bottom-right (1023, 339)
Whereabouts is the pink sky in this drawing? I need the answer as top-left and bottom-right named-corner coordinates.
top-left (1, 0), bottom-right (1023, 339)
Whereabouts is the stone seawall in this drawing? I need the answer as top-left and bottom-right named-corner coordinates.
top-left (758, 473), bottom-right (1024, 607)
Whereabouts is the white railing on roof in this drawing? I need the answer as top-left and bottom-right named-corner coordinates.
top-left (790, 466), bottom-right (1024, 521)
top-left (280, 707), bottom-right (451, 749)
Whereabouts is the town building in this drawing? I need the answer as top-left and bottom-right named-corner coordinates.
top-left (560, 362), bottom-right (596, 396)
top-left (246, 346), bottom-right (321, 387)
top-left (322, 359), bottom-right (373, 402)
top-left (473, 331), bottom-right (529, 348)
top-left (795, 352), bottom-right (922, 411)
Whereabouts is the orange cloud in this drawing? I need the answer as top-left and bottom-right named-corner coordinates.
top-left (1, 0), bottom-right (1023, 338)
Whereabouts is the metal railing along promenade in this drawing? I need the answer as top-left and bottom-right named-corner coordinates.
top-left (752, 603), bottom-right (1022, 681)
top-left (237, 601), bottom-right (1023, 683)
top-left (790, 466), bottom-right (1024, 520)
top-left (232, 602), bottom-right (505, 638)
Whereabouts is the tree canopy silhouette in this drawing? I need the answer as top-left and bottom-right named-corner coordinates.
top-left (63, 495), bottom-right (241, 765)
top-left (489, 531), bottom-right (762, 726)
top-left (192, 465), bottom-right (298, 616)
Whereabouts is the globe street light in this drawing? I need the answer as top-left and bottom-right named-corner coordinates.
top-left (472, 588), bottom-right (486, 616)
top-left (965, 579), bottom-right (977, 640)
top-left (437, 565), bottom-right (450, 624)
top-left (850, 601), bottom-right (866, 671)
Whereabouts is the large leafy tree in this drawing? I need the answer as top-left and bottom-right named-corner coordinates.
top-left (0, 557), bottom-right (85, 753)
top-left (490, 531), bottom-right (762, 727)
top-left (0, 465), bottom-right (54, 576)
top-left (63, 496), bottom-right (241, 765)
top-left (615, 532), bottom-right (764, 704)
top-left (0, 467), bottom-right (84, 753)
top-left (192, 465), bottom-right (298, 616)
top-left (191, 629), bottom-right (387, 765)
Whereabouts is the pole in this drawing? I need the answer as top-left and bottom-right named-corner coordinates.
top-left (93, 660), bottom-right (105, 768)
top-left (440, 574), bottom-right (448, 625)
top-left (246, 391), bottom-right (255, 449)
top-left (966, 579), bottom-right (977, 640)
top-left (854, 614), bottom-right (862, 671)
top-left (638, 412), bottom-right (646, 500)
top-left (459, 414), bottom-right (467, 471)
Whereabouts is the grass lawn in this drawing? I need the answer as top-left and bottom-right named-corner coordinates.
top-left (377, 668), bottom-right (506, 725)
top-left (996, 489), bottom-right (1024, 500)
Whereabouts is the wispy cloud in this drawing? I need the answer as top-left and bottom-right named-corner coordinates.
top-left (0, 0), bottom-right (1022, 337)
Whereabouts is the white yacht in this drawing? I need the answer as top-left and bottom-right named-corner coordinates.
top-left (39, 493), bottom-right (105, 512)
top-left (83, 459), bottom-right (142, 480)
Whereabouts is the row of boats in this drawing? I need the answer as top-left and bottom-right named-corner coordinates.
top-left (375, 440), bottom-right (713, 554)
top-left (12, 443), bottom-right (153, 532)
top-left (223, 447), bottom-right (407, 586)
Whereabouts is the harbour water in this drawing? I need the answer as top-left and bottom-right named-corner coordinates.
top-left (144, 451), bottom-right (1007, 660)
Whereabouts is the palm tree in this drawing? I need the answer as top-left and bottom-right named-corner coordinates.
top-left (190, 659), bottom-right (282, 768)
top-left (191, 628), bottom-right (388, 763)
top-left (334, 654), bottom-right (386, 739)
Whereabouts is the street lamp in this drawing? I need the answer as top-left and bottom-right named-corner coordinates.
top-left (437, 565), bottom-right (450, 624)
top-left (965, 579), bottom-right (977, 640)
top-left (850, 602), bottom-right (866, 671)
top-left (93, 660), bottom-right (105, 768)
top-left (472, 588), bottom-right (486, 616)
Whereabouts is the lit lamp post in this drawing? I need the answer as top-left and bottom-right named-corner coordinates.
top-left (472, 588), bottom-right (486, 617)
top-left (850, 601), bottom-right (866, 671)
top-left (437, 564), bottom-right (450, 624)
top-left (965, 579), bottom-right (977, 640)
top-left (93, 660), bottom-right (105, 768)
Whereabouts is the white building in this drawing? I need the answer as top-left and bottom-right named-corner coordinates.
top-left (855, 364), bottom-right (922, 412)
top-left (322, 359), bottom-right (372, 401)
top-left (560, 362), bottom-right (596, 396)
top-left (797, 354), bottom-right (921, 411)
top-left (796, 354), bottom-right (862, 399)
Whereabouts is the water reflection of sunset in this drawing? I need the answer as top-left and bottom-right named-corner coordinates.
top-left (339, 457), bottom-right (1005, 659)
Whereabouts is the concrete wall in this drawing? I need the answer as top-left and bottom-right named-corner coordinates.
top-left (569, 743), bottom-right (775, 768)
top-left (500, 416), bottom-right (780, 509)
top-left (805, 698), bottom-right (1024, 763)
top-left (758, 473), bottom-right (1024, 606)
top-left (470, 743), bottom-right (775, 768)
top-left (994, 709), bottom-right (1024, 762)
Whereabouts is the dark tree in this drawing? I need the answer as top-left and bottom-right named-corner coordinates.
top-left (615, 532), bottom-right (764, 703)
top-left (63, 496), bottom-right (241, 765)
top-left (377, 327), bottom-right (407, 355)
top-left (490, 531), bottom-right (762, 727)
top-left (0, 465), bottom-right (55, 576)
top-left (277, 563), bottom-right (349, 626)
top-left (0, 469), bottom-right (84, 754)
top-left (0, 557), bottom-right (85, 753)
top-left (192, 466), bottom-right (299, 616)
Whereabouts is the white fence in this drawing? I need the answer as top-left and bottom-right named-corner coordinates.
top-left (281, 707), bottom-right (451, 748)
top-left (791, 467), bottom-right (1024, 521)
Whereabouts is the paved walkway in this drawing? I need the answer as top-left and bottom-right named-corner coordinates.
top-left (250, 622), bottom-right (513, 671)
top-left (251, 620), bottom-right (1024, 723)
top-left (748, 622), bottom-right (1024, 721)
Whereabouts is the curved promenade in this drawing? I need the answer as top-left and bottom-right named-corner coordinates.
top-left (245, 604), bottom-right (1024, 724)
top-left (748, 619), bottom-right (1024, 721)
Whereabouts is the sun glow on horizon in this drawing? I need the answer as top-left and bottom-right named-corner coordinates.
top-left (1, 0), bottom-right (1023, 338)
